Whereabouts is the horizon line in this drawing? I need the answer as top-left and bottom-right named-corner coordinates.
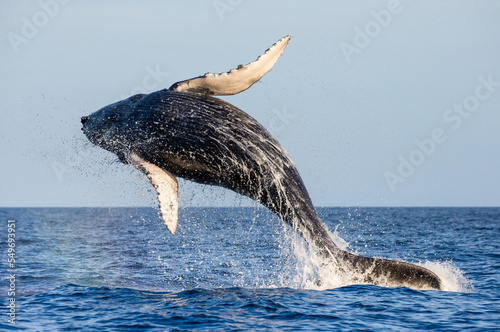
top-left (1, 205), bottom-right (499, 209)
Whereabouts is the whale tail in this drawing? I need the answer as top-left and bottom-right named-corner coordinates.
top-left (334, 251), bottom-right (443, 290)
top-left (285, 209), bottom-right (443, 290)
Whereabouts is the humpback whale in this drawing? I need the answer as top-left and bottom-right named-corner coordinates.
top-left (81, 36), bottom-right (443, 290)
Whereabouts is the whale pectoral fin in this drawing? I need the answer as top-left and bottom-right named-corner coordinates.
top-left (130, 154), bottom-right (179, 235)
top-left (169, 35), bottom-right (291, 96)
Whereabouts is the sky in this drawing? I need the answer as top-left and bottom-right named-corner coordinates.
top-left (1, 0), bottom-right (499, 207)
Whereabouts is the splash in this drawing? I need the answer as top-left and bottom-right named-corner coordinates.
top-left (281, 225), bottom-right (471, 292)
top-left (420, 260), bottom-right (472, 293)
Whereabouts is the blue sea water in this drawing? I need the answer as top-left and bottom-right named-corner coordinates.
top-left (1, 207), bottom-right (499, 331)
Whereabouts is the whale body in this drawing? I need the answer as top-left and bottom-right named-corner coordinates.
top-left (81, 36), bottom-right (443, 290)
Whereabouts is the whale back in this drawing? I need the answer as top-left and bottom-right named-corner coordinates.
top-left (116, 90), bottom-right (329, 242)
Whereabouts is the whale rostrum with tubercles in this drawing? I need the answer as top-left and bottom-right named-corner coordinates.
top-left (81, 35), bottom-right (443, 290)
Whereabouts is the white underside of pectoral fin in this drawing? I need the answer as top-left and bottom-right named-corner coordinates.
top-left (169, 35), bottom-right (291, 96)
top-left (130, 154), bottom-right (179, 234)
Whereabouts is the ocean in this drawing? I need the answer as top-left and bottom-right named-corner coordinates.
top-left (1, 207), bottom-right (499, 331)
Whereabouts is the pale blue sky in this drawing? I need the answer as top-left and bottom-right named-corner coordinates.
top-left (1, 1), bottom-right (499, 207)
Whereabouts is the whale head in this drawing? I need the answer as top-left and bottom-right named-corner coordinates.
top-left (81, 94), bottom-right (145, 162)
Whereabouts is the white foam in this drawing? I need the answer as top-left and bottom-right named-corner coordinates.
top-left (420, 260), bottom-right (472, 293)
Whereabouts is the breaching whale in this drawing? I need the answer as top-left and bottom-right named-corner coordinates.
top-left (81, 36), bottom-right (443, 290)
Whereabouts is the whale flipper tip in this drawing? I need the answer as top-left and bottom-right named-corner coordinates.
top-left (130, 154), bottom-right (179, 234)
